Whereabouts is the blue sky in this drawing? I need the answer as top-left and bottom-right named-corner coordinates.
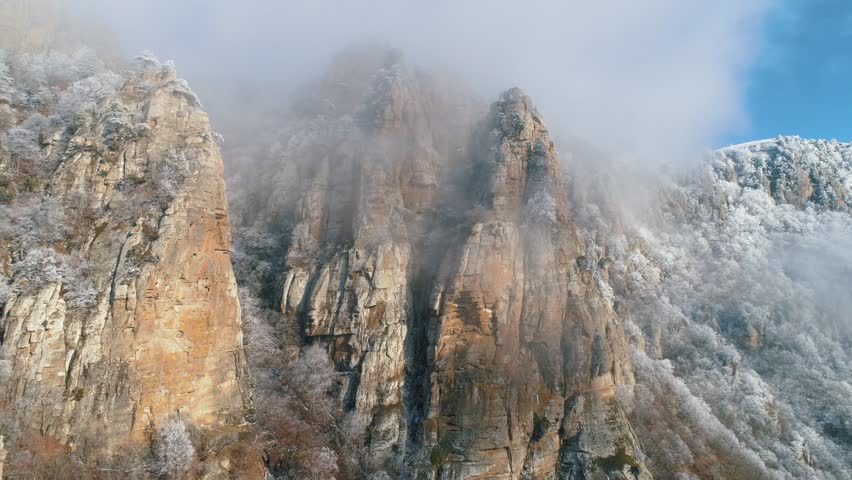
top-left (726, 0), bottom-right (852, 145)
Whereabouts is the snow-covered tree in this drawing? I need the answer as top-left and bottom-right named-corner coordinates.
top-left (150, 150), bottom-right (197, 207)
top-left (242, 292), bottom-right (370, 480)
top-left (580, 137), bottom-right (852, 479)
top-left (0, 275), bottom-right (10, 309)
top-left (151, 418), bottom-right (196, 479)
top-left (55, 72), bottom-right (121, 128)
top-left (0, 104), bottom-right (15, 130)
top-left (4, 123), bottom-right (43, 165)
top-left (0, 195), bottom-right (66, 258)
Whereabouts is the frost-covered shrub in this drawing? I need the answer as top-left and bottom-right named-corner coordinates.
top-left (0, 104), bottom-right (15, 130)
top-left (134, 51), bottom-right (164, 71)
top-left (244, 303), bottom-right (369, 480)
top-left (150, 150), bottom-right (197, 207)
top-left (131, 53), bottom-right (201, 107)
top-left (231, 226), bottom-right (290, 303)
top-left (626, 351), bottom-right (775, 479)
top-left (0, 48), bottom-right (116, 129)
top-left (9, 248), bottom-right (98, 311)
top-left (171, 78), bottom-right (202, 108)
top-left (0, 50), bottom-right (17, 104)
top-left (109, 149), bottom-right (199, 221)
top-left (1, 112), bottom-right (53, 187)
top-left (0, 195), bottom-right (66, 256)
top-left (55, 72), bottom-right (121, 129)
top-left (256, 344), bottom-right (351, 479)
top-left (99, 101), bottom-right (148, 150)
top-left (4, 123), bottom-right (42, 163)
top-left (0, 274), bottom-right (11, 309)
top-left (62, 274), bottom-right (97, 311)
top-left (11, 248), bottom-right (68, 291)
top-left (61, 48), bottom-right (102, 83)
top-left (588, 138), bottom-right (852, 479)
top-left (151, 418), bottom-right (196, 479)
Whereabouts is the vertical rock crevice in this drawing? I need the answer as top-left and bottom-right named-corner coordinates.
top-left (260, 52), bottom-right (651, 479)
top-left (0, 60), bottom-right (249, 448)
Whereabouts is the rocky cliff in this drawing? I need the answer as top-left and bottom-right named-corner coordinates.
top-left (236, 52), bottom-right (651, 479)
top-left (0, 52), bottom-right (248, 457)
top-left (233, 53), bottom-right (852, 480)
top-left (422, 89), bottom-right (645, 480)
top-left (6, 41), bottom-right (848, 480)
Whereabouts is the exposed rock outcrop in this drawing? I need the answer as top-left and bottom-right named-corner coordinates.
top-left (0, 59), bottom-right (248, 447)
top-left (271, 54), bottom-right (479, 465)
top-left (423, 88), bottom-right (647, 480)
top-left (253, 53), bottom-right (651, 479)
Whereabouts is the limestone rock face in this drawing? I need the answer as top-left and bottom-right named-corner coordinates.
top-left (424, 89), bottom-right (647, 480)
top-left (0, 61), bottom-right (248, 446)
top-left (270, 54), bottom-right (479, 463)
top-left (257, 54), bottom-right (650, 479)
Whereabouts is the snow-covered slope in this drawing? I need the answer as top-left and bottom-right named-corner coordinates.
top-left (714, 136), bottom-right (851, 211)
top-left (586, 136), bottom-right (852, 479)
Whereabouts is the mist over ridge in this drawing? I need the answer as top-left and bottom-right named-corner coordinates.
top-left (67, 0), bottom-right (772, 170)
top-left (1, 1), bottom-right (851, 479)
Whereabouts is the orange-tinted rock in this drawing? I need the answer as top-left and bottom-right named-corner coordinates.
top-left (263, 52), bottom-right (651, 479)
top-left (0, 63), bottom-right (248, 447)
top-left (424, 89), bottom-right (647, 479)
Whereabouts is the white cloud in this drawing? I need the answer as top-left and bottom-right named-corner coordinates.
top-left (76, 0), bottom-right (773, 166)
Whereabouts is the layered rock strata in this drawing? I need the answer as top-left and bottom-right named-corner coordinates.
top-left (264, 54), bottom-right (651, 479)
top-left (0, 61), bottom-right (248, 446)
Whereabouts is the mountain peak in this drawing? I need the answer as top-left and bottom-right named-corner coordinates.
top-left (476, 89), bottom-right (567, 223)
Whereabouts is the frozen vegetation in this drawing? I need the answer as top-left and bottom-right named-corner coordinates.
top-left (577, 136), bottom-right (852, 479)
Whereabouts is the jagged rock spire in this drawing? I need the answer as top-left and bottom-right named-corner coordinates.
top-left (247, 51), bottom-right (650, 479)
top-left (472, 88), bottom-right (569, 226)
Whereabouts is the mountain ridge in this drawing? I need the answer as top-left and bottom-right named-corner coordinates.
top-left (0, 44), bottom-right (850, 480)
